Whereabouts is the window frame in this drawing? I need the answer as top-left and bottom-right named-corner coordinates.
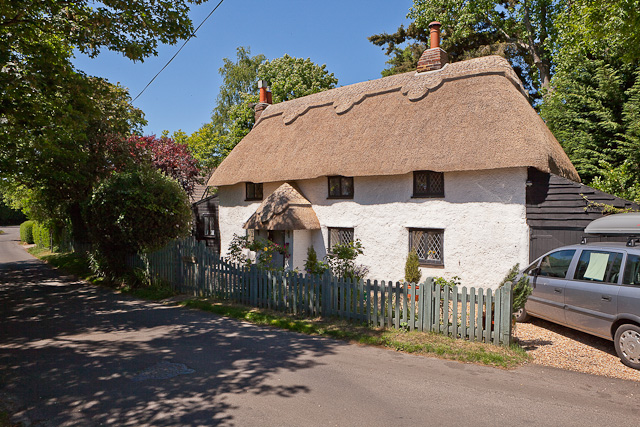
top-left (327, 176), bottom-right (354, 199)
top-left (245, 182), bottom-right (263, 201)
top-left (202, 214), bottom-right (216, 237)
top-left (327, 227), bottom-right (354, 253)
top-left (412, 171), bottom-right (444, 198)
top-left (408, 228), bottom-right (444, 266)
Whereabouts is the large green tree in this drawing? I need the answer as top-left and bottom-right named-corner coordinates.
top-left (556, 0), bottom-right (640, 64)
top-left (1, 0), bottom-right (208, 238)
top-left (181, 49), bottom-right (338, 169)
top-left (540, 0), bottom-right (640, 198)
top-left (371, 0), bottom-right (564, 103)
top-left (540, 57), bottom-right (639, 182)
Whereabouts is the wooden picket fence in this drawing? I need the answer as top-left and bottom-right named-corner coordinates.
top-left (128, 238), bottom-right (513, 346)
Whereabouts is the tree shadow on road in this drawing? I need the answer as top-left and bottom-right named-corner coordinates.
top-left (0, 259), bottom-right (343, 426)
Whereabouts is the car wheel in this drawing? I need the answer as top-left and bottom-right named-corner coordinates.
top-left (514, 307), bottom-right (530, 323)
top-left (614, 324), bottom-right (640, 370)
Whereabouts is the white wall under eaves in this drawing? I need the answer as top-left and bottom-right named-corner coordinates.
top-left (217, 167), bottom-right (529, 290)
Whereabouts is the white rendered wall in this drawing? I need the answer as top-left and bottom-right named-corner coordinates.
top-left (217, 168), bottom-right (530, 289)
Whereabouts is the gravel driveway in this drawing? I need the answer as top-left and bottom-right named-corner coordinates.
top-left (514, 318), bottom-right (640, 382)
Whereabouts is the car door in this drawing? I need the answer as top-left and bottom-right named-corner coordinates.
top-left (564, 249), bottom-right (623, 338)
top-left (526, 249), bottom-right (576, 325)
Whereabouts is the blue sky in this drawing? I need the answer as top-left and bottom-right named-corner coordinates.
top-left (72, 0), bottom-right (414, 136)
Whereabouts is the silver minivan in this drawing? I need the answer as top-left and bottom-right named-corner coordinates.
top-left (516, 241), bottom-right (640, 369)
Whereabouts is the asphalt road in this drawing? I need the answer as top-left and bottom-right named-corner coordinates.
top-left (1, 225), bottom-right (639, 426)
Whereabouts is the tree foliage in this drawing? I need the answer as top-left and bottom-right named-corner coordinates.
top-left (86, 167), bottom-right (192, 276)
top-left (556, 1), bottom-right (640, 64)
top-left (181, 48), bottom-right (338, 169)
top-left (1, 0), bottom-right (205, 244)
top-left (369, 0), bottom-right (563, 102)
top-left (540, 58), bottom-right (639, 182)
top-left (212, 47), bottom-right (266, 132)
top-left (258, 55), bottom-right (338, 103)
top-left (127, 135), bottom-right (201, 197)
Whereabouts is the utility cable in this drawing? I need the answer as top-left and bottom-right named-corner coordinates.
top-left (133, 0), bottom-right (226, 102)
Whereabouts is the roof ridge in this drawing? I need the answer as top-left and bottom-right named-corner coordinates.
top-left (255, 55), bottom-right (526, 127)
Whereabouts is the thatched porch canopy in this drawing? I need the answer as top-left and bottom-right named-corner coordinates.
top-left (243, 183), bottom-right (320, 231)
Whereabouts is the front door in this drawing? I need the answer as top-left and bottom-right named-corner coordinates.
top-left (267, 230), bottom-right (286, 269)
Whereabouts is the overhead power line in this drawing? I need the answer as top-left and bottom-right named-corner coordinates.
top-left (133, 0), bottom-right (226, 102)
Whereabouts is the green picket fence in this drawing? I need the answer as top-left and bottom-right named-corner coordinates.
top-left (128, 238), bottom-right (513, 346)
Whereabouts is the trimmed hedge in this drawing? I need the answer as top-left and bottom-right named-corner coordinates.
top-left (19, 221), bottom-right (34, 244)
top-left (33, 222), bottom-right (51, 248)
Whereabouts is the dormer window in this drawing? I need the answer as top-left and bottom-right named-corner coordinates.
top-left (413, 171), bottom-right (444, 198)
top-left (328, 176), bottom-right (354, 199)
top-left (245, 182), bottom-right (263, 201)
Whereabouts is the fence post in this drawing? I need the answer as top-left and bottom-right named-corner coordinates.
top-left (501, 282), bottom-right (513, 346)
top-left (250, 265), bottom-right (258, 306)
top-left (321, 271), bottom-right (330, 317)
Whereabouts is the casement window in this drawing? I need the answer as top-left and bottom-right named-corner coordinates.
top-left (328, 176), bottom-right (354, 199)
top-left (409, 228), bottom-right (444, 266)
top-left (413, 171), bottom-right (444, 198)
top-left (328, 227), bottom-right (354, 252)
top-left (203, 215), bottom-right (216, 237)
top-left (246, 182), bottom-right (263, 201)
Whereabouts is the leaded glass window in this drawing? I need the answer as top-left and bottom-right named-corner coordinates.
top-left (328, 176), bottom-right (354, 198)
top-left (409, 228), bottom-right (444, 265)
top-left (246, 182), bottom-right (263, 201)
top-left (413, 171), bottom-right (444, 198)
top-left (328, 227), bottom-right (354, 252)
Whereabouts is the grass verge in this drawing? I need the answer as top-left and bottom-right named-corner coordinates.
top-left (28, 247), bottom-right (105, 286)
top-left (179, 298), bottom-right (530, 369)
top-left (29, 249), bottom-right (530, 369)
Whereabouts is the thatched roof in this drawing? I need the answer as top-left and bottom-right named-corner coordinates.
top-left (210, 55), bottom-right (579, 187)
top-left (243, 183), bottom-right (321, 230)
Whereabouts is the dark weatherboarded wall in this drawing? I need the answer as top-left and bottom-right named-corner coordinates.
top-left (526, 168), bottom-right (639, 262)
top-left (192, 195), bottom-right (220, 255)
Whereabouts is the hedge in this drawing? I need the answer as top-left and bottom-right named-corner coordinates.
top-left (33, 222), bottom-right (51, 249)
top-left (19, 221), bottom-right (34, 244)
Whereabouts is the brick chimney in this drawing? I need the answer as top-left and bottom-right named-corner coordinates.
top-left (254, 80), bottom-right (272, 122)
top-left (416, 22), bottom-right (449, 73)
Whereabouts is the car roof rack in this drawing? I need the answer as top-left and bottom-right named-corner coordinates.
top-left (628, 237), bottom-right (640, 247)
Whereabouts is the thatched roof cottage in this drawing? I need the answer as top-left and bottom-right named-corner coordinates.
top-left (208, 23), bottom-right (602, 288)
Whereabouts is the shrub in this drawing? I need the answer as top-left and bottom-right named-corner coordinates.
top-left (86, 167), bottom-right (192, 279)
top-left (226, 233), bottom-right (290, 271)
top-left (19, 220), bottom-right (34, 244)
top-left (434, 276), bottom-right (462, 287)
top-left (32, 222), bottom-right (51, 248)
top-left (404, 249), bottom-right (422, 284)
top-left (325, 239), bottom-right (368, 281)
top-left (499, 264), bottom-right (532, 312)
top-left (304, 246), bottom-right (328, 276)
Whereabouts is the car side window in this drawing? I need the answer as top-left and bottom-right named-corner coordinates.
top-left (538, 250), bottom-right (576, 278)
top-left (574, 250), bottom-right (623, 284)
top-left (623, 254), bottom-right (640, 286)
